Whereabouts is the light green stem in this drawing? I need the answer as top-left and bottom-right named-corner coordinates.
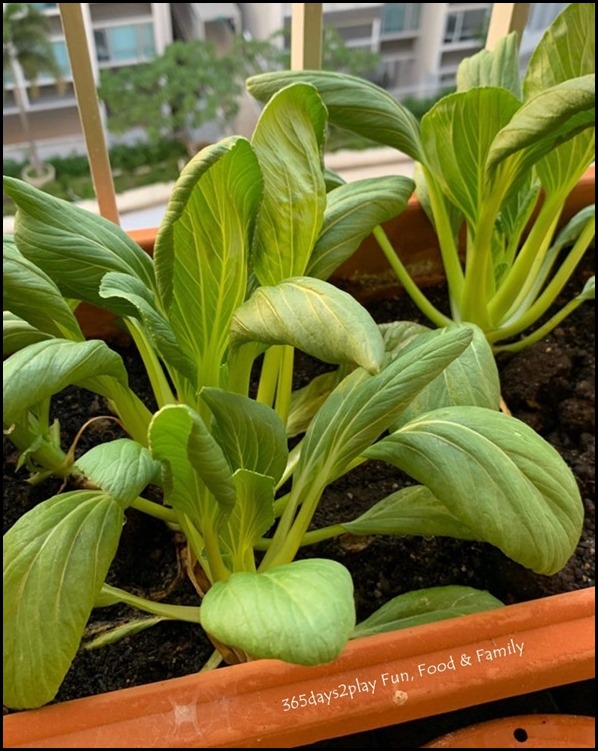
top-left (125, 318), bottom-right (175, 408)
top-left (460, 192), bottom-right (505, 328)
top-left (256, 346), bottom-right (280, 407)
top-left (493, 296), bottom-right (587, 354)
top-left (373, 226), bottom-right (452, 328)
top-left (6, 417), bottom-right (74, 480)
top-left (488, 217), bottom-right (595, 343)
top-left (274, 345), bottom-right (294, 428)
top-left (423, 170), bottom-right (465, 302)
top-left (199, 650), bottom-right (224, 672)
top-left (489, 195), bottom-right (563, 324)
top-left (254, 523), bottom-right (346, 551)
top-left (100, 583), bottom-right (201, 623)
top-left (130, 496), bottom-right (178, 524)
top-left (100, 378), bottom-right (153, 446)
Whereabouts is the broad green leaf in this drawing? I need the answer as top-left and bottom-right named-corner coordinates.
top-left (390, 324), bottom-right (501, 428)
top-left (3, 311), bottom-right (52, 356)
top-left (3, 242), bottom-right (83, 341)
top-left (247, 70), bottom-right (423, 161)
top-left (293, 324), bottom-right (473, 493)
top-left (523, 4), bottom-right (595, 197)
top-left (4, 490), bottom-right (124, 708)
top-left (148, 404), bottom-right (236, 528)
top-left (154, 137), bottom-right (262, 388)
top-left (495, 178), bottom-right (541, 252)
top-left (201, 388), bottom-right (288, 484)
top-left (324, 167), bottom-right (346, 191)
top-left (342, 485), bottom-right (477, 540)
top-left (251, 83), bottom-right (327, 284)
top-left (201, 559), bottom-right (355, 665)
top-left (231, 277), bottom-right (385, 375)
top-left (3, 177), bottom-right (154, 317)
top-left (225, 469), bottom-right (275, 569)
top-left (379, 320), bottom-right (430, 355)
top-left (413, 162), bottom-right (464, 239)
top-left (577, 275), bottom-right (595, 301)
top-left (353, 586), bottom-right (504, 639)
top-left (287, 370), bottom-right (343, 438)
top-left (524, 3), bottom-right (595, 97)
top-left (99, 271), bottom-right (197, 385)
top-left (421, 88), bottom-right (521, 224)
top-left (75, 439), bottom-right (161, 507)
top-left (3, 339), bottom-right (128, 425)
top-left (365, 406), bottom-right (583, 575)
top-left (457, 32), bottom-right (522, 98)
top-left (550, 205), bottom-right (595, 255)
top-left (487, 75), bottom-right (595, 178)
top-left (308, 176), bottom-right (415, 281)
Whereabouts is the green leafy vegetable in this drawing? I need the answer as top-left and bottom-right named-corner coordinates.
top-left (247, 3), bottom-right (595, 352)
top-left (3, 30), bottom-right (586, 709)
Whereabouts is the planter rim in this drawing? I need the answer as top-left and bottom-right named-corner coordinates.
top-left (3, 586), bottom-right (594, 749)
top-left (421, 713), bottom-right (595, 748)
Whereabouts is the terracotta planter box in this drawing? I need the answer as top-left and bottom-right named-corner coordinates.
top-left (3, 587), bottom-right (594, 748)
top-left (5, 168), bottom-right (594, 748)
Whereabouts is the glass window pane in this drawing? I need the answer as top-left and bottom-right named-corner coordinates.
top-left (460, 9), bottom-right (487, 40)
top-left (138, 23), bottom-right (156, 59)
top-left (382, 4), bottom-right (421, 34)
top-left (94, 29), bottom-right (109, 62)
top-left (51, 40), bottom-right (71, 76)
top-left (108, 25), bottom-right (139, 62)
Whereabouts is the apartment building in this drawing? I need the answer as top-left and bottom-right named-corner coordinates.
top-left (3, 2), bottom-right (175, 160)
top-left (239, 2), bottom-right (568, 96)
top-left (3, 3), bottom-right (570, 161)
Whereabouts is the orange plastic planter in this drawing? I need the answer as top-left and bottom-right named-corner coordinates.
top-left (422, 714), bottom-right (595, 748)
top-left (3, 587), bottom-right (594, 749)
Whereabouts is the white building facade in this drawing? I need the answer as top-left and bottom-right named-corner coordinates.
top-left (3, 3), bottom-right (570, 161)
top-left (4, 2), bottom-right (173, 160)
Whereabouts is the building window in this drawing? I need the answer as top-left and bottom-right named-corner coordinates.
top-left (50, 40), bottom-right (71, 76)
top-left (381, 3), bottom-right (422, 35)
top-left (30, 3), bottom-right (57, 9)
top-left (335, 23), bottom-right (376, 44)
top-left (444, 8), bottom-right (489, 44)
top-left (94, 23), bottom-right (156, 64)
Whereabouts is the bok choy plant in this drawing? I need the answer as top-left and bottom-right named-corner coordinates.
top-left (3, 79), bottom-right (584, 711)
top-left (247, 2), bottom-right (595, 353)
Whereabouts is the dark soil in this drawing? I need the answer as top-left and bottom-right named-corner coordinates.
top-left (3, 253), bottom-right (595, 745)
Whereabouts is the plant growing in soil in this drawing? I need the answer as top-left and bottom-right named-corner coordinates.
top-left (247, 2), bottom-right (596, 353)
top-left (3, 82), bottom-right (584, 711)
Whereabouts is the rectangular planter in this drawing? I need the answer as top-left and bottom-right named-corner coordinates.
top-left (3, 587), bottom-right (594, 748)
top-left (4, 168), bottom-right (594, 749)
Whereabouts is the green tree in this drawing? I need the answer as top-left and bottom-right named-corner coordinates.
top-left (277, 26), bottom-right (381, 77)
top-left (3, 2), bottom-right (64, 176)
top-left (98, 37), bottom-right (281, 154)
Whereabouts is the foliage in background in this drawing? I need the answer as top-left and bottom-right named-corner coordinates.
top-left (97, 36), bottom-right (283, 153)
top-left (98, 28), bottom-right (383, 154)
top-left (3, 2), bottom-right (65, 176)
